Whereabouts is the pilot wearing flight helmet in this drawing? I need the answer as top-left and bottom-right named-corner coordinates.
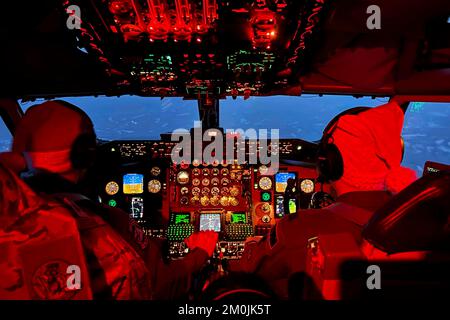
top-left (232, 98), bottom-right (418, 298)
top-left (4, 100), bottom-right (218, 299)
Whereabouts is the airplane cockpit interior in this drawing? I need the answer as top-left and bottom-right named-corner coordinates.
top-left (0, 0), bottom-right (450, 304)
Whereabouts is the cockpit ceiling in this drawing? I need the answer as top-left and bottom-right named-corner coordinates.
top-left (0, 0), bottom-right (449, 99)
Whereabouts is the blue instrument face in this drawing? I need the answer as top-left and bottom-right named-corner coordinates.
top-left (123, 174), bottom-right (144, 194)
top-left (275, 172), bottom-right (296, 193)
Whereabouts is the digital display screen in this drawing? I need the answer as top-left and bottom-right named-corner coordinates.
top-left (130, 197), bottom-right (144, 219)
top-left (288, 199), bottom-right (297, 214)
top-left (199, 213), bottom-right (221, 232)
top-left (123, 174), bottom-right (144, 194)
top-left (275, 172), bottom-right (297, 193)
top-left (231, 212), bottom-right (246, 224)
top-left (275, 195), bottom-right (284, 218)
top-left (173, 213), bottom-right (191, 224)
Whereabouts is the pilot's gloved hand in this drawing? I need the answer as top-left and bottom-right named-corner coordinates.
top-left (185, 231), bottom-right (218, 257)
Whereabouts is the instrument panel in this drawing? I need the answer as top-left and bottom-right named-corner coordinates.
top-left (98, 139), bottom-right (320, 259)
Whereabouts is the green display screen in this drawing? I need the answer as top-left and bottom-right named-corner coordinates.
top-left (174, 213), bottom-right (190, 224)
top-left (231, 213), bottom-right (246, 224)
top-left (288, 199), bottom-right (297, 214)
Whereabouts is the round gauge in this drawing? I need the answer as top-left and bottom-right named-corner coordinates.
top-left (221, 168), bottom-right (229, 175)
top-left (258, 177), bottom-right (273, 191)
top-left (190, 196), bottom-right (200, 205)
top-left (150, 166), bottom-right (161, 176)
top-left (180, 160), bottom-right (189, 169)
top-left (210, 196), bottom-right (219, 206)
top-left (202, 187), bottom-right (210, 195)
top-left (148, 179), bottom-right (161, 193)
top-left (192, 159), bottom-right (201, 167)
top-left (220, 196), bottom-right (229, 206)
top-left (192, 178), bottom-right (201, 186)
top-left (212, 159), bottom-right (220, 167)
top-left (180, 196), bottom-right (189, 205)
top-left (230, 186), bottom-right (240, 197)
top-left (221, 187), bottom-right (229, 196)
top-left (300, 179), bottom-right (315, 194)
top-left (177, 171), bottom-right (189, 184)
top-left (191, 187), bottom-right (200, 196)
top-left (180, 186), bottom-right (189, 195)
top-left (212, 168), bottom-right (220, 176)
top-left (105, 181), bottom-right (119, 196)
top-left (229, 197), bottom-right (239, 206)
top-left (259, 165), bottom-right (269, 175)
top-left (202, 168), bottom-right (210, 176)
top-left (221, 178), bottom-right (230, 186)
top-left (211, 187), bottom-right (220, 196)
top-left (192, 168), bottom-right (201, 176)
top-left (200, 196), bottom-right (210, 206)
top-left (202, 178), bottom-right (210, 186)
top-left (211, 177), bottom-right (220, 186)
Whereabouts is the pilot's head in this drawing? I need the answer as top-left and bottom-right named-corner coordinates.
top-left (319, 100), bottom-right (417, 197)
top-left (12, 100), bottom-right (97, 184)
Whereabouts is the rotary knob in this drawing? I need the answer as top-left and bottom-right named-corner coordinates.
top-left (210, 196), bottom-right (219, 206)
top-left (190, 196), bottom-right (200, 205)
top-left (220, 196), bottom-right (229, 206)
top-left (230, 186), bottom-right (240, 197)
top-left (229, 196), bottom-right (239, 206)
top-left (200, 196), bottom-right (210, 206)
top-left (262, 215), bottom-right (271, 223)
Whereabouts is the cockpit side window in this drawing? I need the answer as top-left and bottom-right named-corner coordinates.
top-left (0, 111), bottom-right (12, 152)
top-left (402, 102), bottom-right (450, 175)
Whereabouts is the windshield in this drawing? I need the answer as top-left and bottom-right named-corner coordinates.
top-left (8, 95), bottom-right (450, 176)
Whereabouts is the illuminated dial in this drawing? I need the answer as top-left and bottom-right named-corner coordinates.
top-left (200, 196), bottom-right (210, 206)
top-left (210, 196), bottom-right (219, 206)
top-left (211, 177), bottom-right (220, 186)
top-left (220, 196), bottom-right (229, 206)
top-left (258, 177), bottom-right (273, 190)
top-left (230, 186), bottom-right (240, 197)
top-left (202, 187), bottom-right (210, 195)
top-left (221, 168), bottom-right (229, 175)
top-left (180, 196), bottom-right (189, 205)
top-left (211, 187), bottom-right (220, 196)
top-left (221, 178), bottom-right (230, 186)
top-left (202, 168), bottom-right (210, 176)
top-left (212, 168), bottom-right (220, 176)
top-left (150, 166), bottom-right (161, 176)
top-left (229, 196), bottom-right (239, 206)
top-left (202, 178), bottom-right (210, 186)
top-left (177, 171), bottom-right (189, 184)
top-left (180, 186), bottom-right (189, 195)
top-left (180, 161), bottom-right (189, 170)
top-left (259, 165), bottom-right (269, 175)
top-left (221, 187), bottom-right (229, 196)
top-left (105, 181), bottom-right (119, 195)
top-left (148, 179), bottom-right (161, 193)
top-left (300, 179), bottom-right (315, 194)
top-left (211, 160), bottom-right (220, 167)
top-left (192, 168), bottom-right (201, 176)
top-left (192, 178), bottom-right (201, 186)
top-left (191, 187), bottom-right (200, 196)
top-left (192, 159), bottom-right (201, 167)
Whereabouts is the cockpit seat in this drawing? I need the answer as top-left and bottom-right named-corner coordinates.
top-left (303, 171), bottom-right (450, 300)
top-left (0, 162), bottom-right (92, 299)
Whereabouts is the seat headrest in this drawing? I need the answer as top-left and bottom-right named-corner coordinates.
top-left (362, 171), bottom-right (450, 254)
